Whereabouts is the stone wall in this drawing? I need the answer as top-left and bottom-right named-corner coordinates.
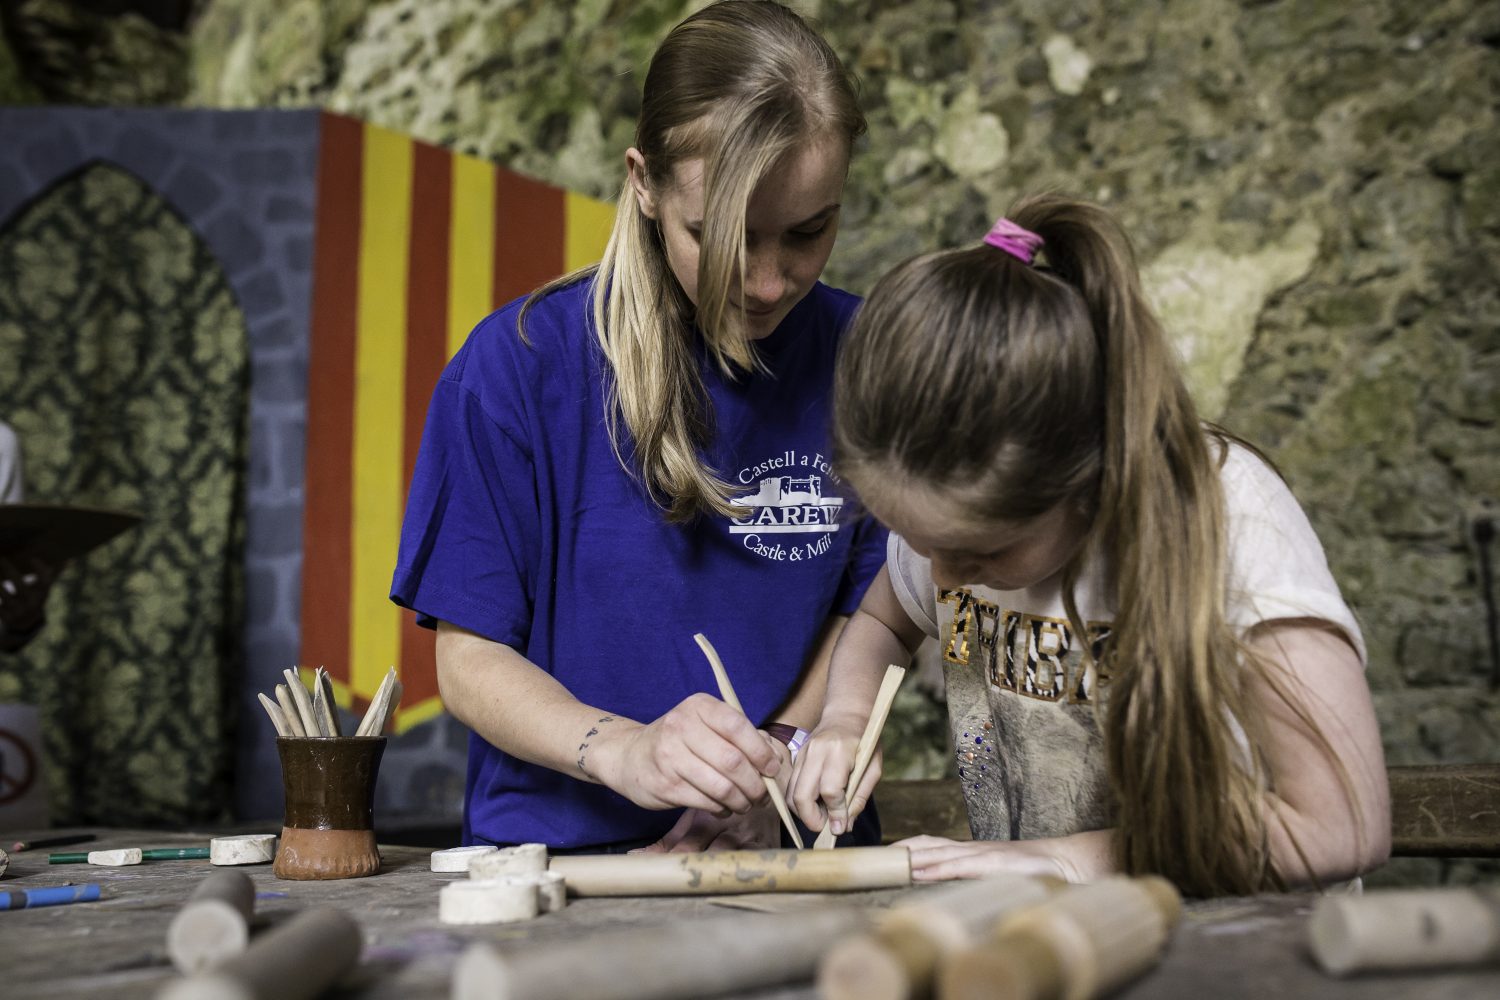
top-left (3, 0), bottom-right (1495, 879)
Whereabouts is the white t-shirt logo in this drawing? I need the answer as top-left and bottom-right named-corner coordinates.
top-left (729, 450), bottom-right (843, 562)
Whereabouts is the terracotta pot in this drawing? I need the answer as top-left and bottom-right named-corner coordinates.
top-left (274, 736), bottom-right (386, 880)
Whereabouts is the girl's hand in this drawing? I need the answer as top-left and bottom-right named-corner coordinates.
top-left (788, 711), bottom-right (880, 835)
top-left (598, 693), bottom-right (780, 815)
top-left (899, 833), bottom-right (1115, 883)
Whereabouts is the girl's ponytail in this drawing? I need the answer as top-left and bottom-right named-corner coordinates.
top-left (1013, 195), bottom-right (1273, 894)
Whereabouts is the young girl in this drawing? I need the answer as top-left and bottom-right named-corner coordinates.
top-left (392, 2), bottom-right (886, 853)
top-left (789, 195), bottom-right (1390, 895)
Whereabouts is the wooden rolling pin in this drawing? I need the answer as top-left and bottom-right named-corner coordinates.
top-left (1309, 886), bottom-right (1500, 975)
top-left (453, 904), bottom-right (871, 1000)
top-left (937, 876), bottom-right (1182, 1000)
top-left (166, 870), bottom-right (256, 974)
top-left (819, 875), bottom-right (1061, 1000)
top-left (156, 907), bottom-right (361, 1000)
top-left (549, 845), bottom-right (911, 896)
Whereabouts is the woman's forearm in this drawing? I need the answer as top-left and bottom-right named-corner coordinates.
top-left (435, 621), bottom-right (638, 785)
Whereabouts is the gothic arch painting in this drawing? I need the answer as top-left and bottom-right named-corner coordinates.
top-left (0, 160), bottom-right (248, 824)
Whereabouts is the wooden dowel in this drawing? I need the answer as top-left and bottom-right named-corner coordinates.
top-left (454, 903), bottom-right (873, 1000)
top-left (157, 907), bottom-right (361, 1000)
top-left (818, 876), bottom-right (1059, 1000)
top-left (693, 633), bottom-right (804, 849)
top-left (1308, 886), bottom-right (1500, 975)
top-left (274, 684), bottom-right (306, 738)
top-left (938, 876), bottom-right (1181, 1000)
top-left (282, 668), bottom-right (321, 737)
top-left (256, 693), bottom-right (292, 739)
top-left (814, 664), bottom-right (906, 849)
top-left (166, 870), bottom-right (255, 974)
top-left (549, 845), bottom-right (910, 897)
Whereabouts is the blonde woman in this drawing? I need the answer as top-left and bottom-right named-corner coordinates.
top-left (790, 196), bottom-right (1390, 896)
top-left (393, 2), bottom-right (885, 853)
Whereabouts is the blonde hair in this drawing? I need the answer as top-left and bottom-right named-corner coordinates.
top-left (523, 1), bottom-right (864, 522)
top-left (834, 194), bottom-right (1343, 896)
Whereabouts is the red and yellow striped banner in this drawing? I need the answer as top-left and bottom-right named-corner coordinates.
top-left (301, 113), bottom-right (614, 732)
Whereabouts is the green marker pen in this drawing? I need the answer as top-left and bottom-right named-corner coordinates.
top-left (141, 848), bottom-right (210, 861)
top-left (50, 846), bottom-right (211, 864)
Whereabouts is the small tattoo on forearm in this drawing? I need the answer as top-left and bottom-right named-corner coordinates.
top-left (576, 714), bottom-right (617, 778)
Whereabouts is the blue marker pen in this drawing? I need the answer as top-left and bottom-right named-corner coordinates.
top-left (0, 883), bottom-right (103, 910)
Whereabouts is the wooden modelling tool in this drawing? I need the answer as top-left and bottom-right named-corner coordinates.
top-left (814, 664), bottom-right (906, 849)
top-left (256, 693), bottom-right (293, 738)
top-left (548, 844), bottom-right (911, 896)
top-left (818, 875), bottom-right (1060, 1000)
top-left (937, 875), bottom-right (1182, 1000)
top-left (166, 870), bottom-right (256, 974)
top-left (693, 632), bottom-right (804, 849)
top-left (273, 684), bottom-right (306, 738)
top-left (157, 907), bottom-right (361, 1000)
top-left (282, 668), bottom-right (320, 736)
top-left (1308, 886), bottom-right (1500, 975)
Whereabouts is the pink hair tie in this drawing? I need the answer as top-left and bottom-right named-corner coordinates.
top-left (983, 217), bottom-right (1044, 265)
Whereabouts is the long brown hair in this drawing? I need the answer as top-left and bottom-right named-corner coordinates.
top-left (523, 0), bottom-right (864, 522)
top-left (835, 194), bottom-right (1306, 895)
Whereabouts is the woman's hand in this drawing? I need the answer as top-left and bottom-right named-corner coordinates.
top-left (596, 693), bottom-right (781, 816)
top-left (787, 709), bottom-right (879, 836)
top-left (633, 733), bottom-right (790, 851)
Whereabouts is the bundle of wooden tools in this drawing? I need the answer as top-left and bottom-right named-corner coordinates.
top-left (254, 666), bottom-right (400, 738)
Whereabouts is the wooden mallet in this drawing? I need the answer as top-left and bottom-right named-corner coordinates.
top-left (693, 632), bottom-right (804, 849)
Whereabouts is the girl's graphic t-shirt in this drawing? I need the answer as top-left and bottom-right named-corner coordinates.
top-left (887, 442), bottom-right (1364, 842)
top-left (392, 278), bottom-right (887, 849)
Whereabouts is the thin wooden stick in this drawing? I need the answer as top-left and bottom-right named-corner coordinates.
top-left (274, 684), bottom-right (307, 738)
top-left (257, 693), bottom-right (292, 738)
top-left (693, 633), bottom-right (805, 849)
top-left (282, 667), bottom-right (321, 737)
top-left (814, 664), bottom-right (906, 850)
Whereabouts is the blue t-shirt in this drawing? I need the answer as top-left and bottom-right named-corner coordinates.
top-left (391, 277), bottom-right (887, 849)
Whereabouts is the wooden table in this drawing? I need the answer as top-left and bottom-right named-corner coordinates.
top-left (2, 829), bottom-right (1496, 999)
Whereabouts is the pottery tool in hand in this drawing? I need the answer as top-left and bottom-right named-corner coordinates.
top-left (814, 663), bottom-right (906, 850)
top-left (693, 632), bottom-right (804, 849)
